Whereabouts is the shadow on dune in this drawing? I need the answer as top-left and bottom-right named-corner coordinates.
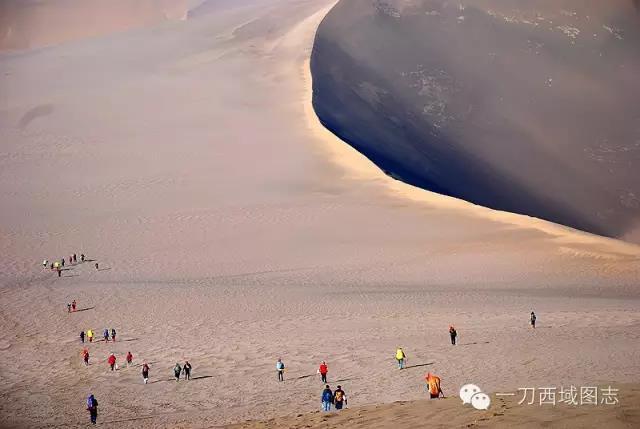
top-left (76, 307), bottom-right (95, 312)
top-left (457, 341), bottom-right (490, 346)
top-left (311, 0), bottom-right (640, 241)
top-left (403, 362), bottom-right (434, 370)
top-left (191, 375), bottom-right (213, 381)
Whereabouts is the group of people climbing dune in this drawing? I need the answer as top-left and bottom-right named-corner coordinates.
top-left (44, 252), bottom-right (102, 277)
top-left (73, 287), bottom-right (538, 424)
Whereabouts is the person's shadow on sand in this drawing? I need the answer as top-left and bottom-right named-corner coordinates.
top-left (403, 362), bottom-right (435, 370)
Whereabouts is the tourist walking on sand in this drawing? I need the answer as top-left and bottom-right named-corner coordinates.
top-left (111, 328), bottom-right (116, 342)
top-left (425, 372), bottom-right (444, 398)
top-left (318, 361), bottom-right (328, 383)
top-left (67, 303), bottom-right (71, 313)
top-left (183, 361), bottom-right (192, 380)
top-left (396, 347), bottom-right (406, 369)
top-left (103, 328), bottom-right (109, 342)
top-left (334, 385), bottom-right (347, 410)
top-left (530, 311), bottom-right (537, 329)
top-left (73, 253), bottom-right (77, 263)
top-left (87, 329), bottom-right (93, 343)
top-left (43, 259), bottom-right (48, 268)
top-left (80, 331), bottom-right (85, 343)
top-left (81, 254), bottom-right (85, 262)
top-left (108, 353), bottom-right (117, 371)
top-left (72, 300), bottom-right (77, 312)
top-left (276, 358), bottom-right (285, 382)
top-left (86, 394), bottom-right (98, 425)
top-left (449, 325), bottom-right (457, 345)
top-left (321, 385), bottom-right (333, 411)
top-left (126, 352), bottom-right (133, 367)
top-left (174, 363), bottom-right (182, 381)
top-left (57, 266), bottom-right (62, 277)
top-left (142, 362), bottom-right (150, 384)
top-left (95, 262), bottom-right (99, 270)
top-left (61, 258), bottom-right (65, 267)
top-left (83, 349), bottom-right (90, 366)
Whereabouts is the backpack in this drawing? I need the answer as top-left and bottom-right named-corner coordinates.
top-left (335, 390), bottom-right (344, 402)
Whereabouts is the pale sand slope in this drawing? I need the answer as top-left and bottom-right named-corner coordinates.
top-left (0, 0), bottom-right (639, 428)
top-left (0, 0), bottom-right (198, 52)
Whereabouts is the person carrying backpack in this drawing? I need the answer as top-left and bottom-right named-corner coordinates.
top-left (174, 363), bottom-right (182, 381)
top-left (103, 328), bottom-right (109, 342)
top-left (426, 372), bottom-right (444, 398)
top-left (334, 385), bottom-right (347, 410)
top-left (86, 394), bottom-right (98, 425)
top-left (276, 358), bottom-right (285, 382)
top-left (321, 385), bottom-right (333, 411)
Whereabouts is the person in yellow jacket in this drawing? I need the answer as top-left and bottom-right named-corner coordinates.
top-left (87, 329), bottom-right (94, 343)
top-left (425, 372), bottom-right (444, 398)
top-left (395, 347), bottom-right (406, 370)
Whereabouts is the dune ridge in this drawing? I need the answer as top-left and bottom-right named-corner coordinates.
top-left (311, 0), bottom-right (640, 241)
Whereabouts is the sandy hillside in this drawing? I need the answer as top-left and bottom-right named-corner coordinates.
top-left (0, 0), bottom-right (196, 52)
top-left (227, 384), bottom-right (640, 429)
top-left (0, 0), bottom-right (639, 428)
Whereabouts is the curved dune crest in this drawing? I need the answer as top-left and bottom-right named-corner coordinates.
top-left (0, 0), bottom-right (194, 52)
top-left (311, 0), bottom-right (640, 241)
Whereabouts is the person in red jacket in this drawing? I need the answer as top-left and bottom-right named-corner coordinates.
top-left (318, 361), bottom-right (328, 383)
top-left (107, 353), bottom-right (116, 371)
top-left (126, 351), bottom-right (133, 366)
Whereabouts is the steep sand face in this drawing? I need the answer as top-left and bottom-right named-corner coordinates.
top-left (0, 0), bottom-right (639, 428)
top-left (311, 0), bottom-right (640, 240)
top-left (0, 0), bottom-right (192, 52)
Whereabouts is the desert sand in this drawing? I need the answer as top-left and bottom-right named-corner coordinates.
top-left (228, 384), bottom-right (640, 429)
top-left (0, 0), bottom-right (639, 428)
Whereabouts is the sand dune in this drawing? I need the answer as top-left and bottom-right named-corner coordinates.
top-left (312, 0), bottom-right (640, 240)
top-left (0, 0), bottom-right (639, 428)
top-left (0, 0), bottom-right (195, 52)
